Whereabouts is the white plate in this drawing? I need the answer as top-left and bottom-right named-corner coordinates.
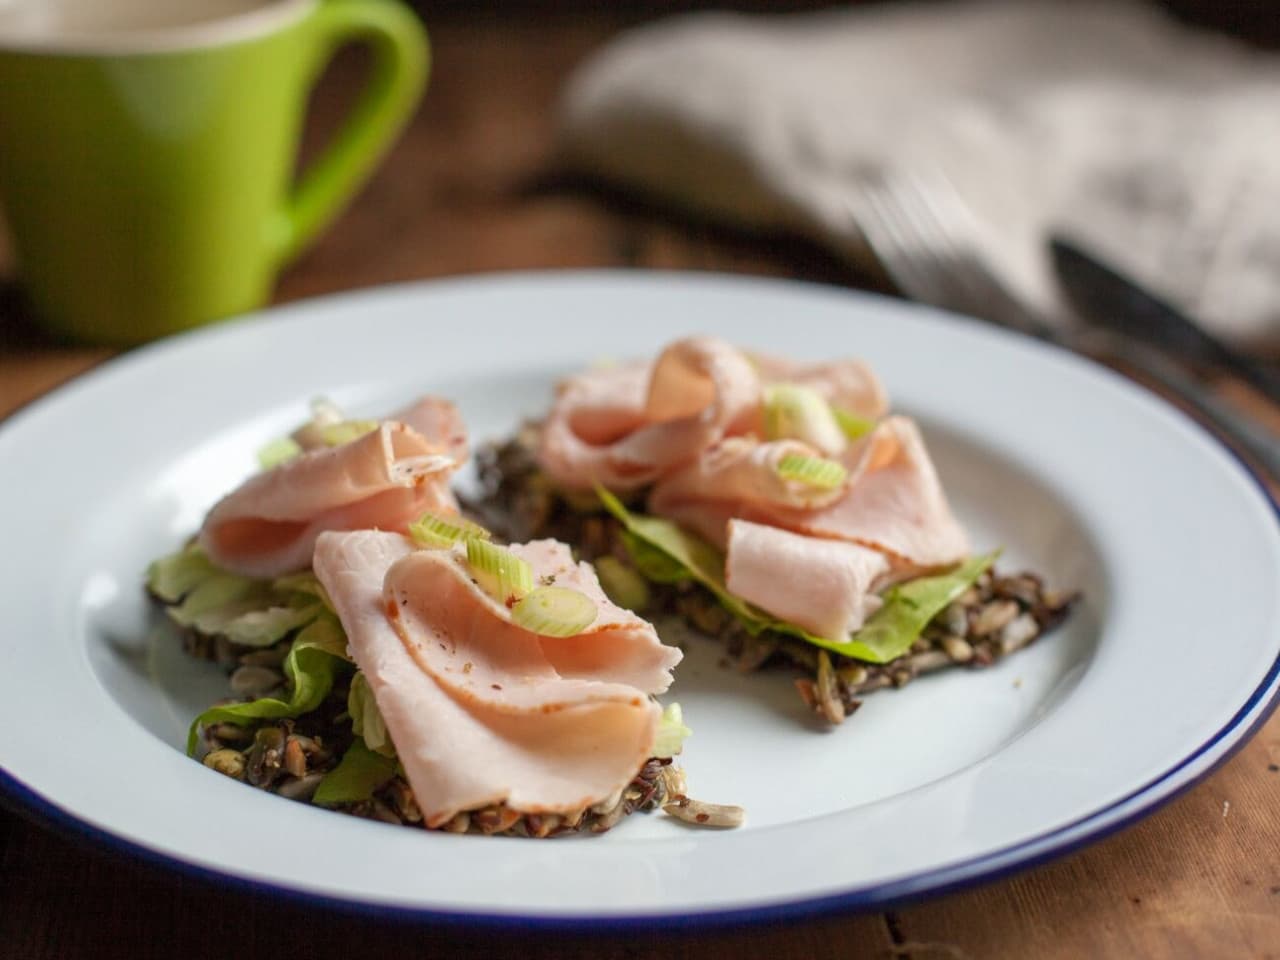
top-left (2, 271), bottom-right (1278, 926)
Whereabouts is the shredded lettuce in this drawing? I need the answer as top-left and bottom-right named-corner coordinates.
top-left (148, 545), bottom-right (337, 646)
top-left (598, 487), bottom-right (769, 627)
top-left (348, 671), bottom-right (395, 758)
top-left (221, 601), bottom-right (325, 648)
top-left (654, 702), bottom-right (691, 758)
top-left (271, 572), bottom-right (335, 613)
top-left (598, 485), bottom-right (996, 664)
top-left (185, 613), bottom-right (349, 755)
top-left (847, 554), bottom-right (997, 659)
top-left (146, 542), bottom-right (220, 603)
top-left (165, 574), bottom-right (277, 636)
top-left (312, 737), bottom-right (397, 807)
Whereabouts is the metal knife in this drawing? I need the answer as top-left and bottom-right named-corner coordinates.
top-left (1050, 236), bottom-right (1280, 405)
top-left (1048, 237), bottom-right (1279, 478)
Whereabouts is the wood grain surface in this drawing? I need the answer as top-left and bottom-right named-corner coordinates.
top-left (2, 14), bottom-right (1278, 960)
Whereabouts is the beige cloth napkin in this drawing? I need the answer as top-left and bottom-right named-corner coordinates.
top-left (559, 0), bottom-right (1280, 348)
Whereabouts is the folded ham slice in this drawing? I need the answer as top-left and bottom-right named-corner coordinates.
top-left (537, 337), bottom-right (890, 493)
top-left (749, 354), bottom-right (888, 421)
top-left (651, 415), bottom-right (967, 568)
top-left (389, 396), bottom-right (470, 466)
top-left (313, 531), bottom-right (681, 827)
top-left (650, 416), bottom-right (968, 639)
top-left (200, 398), bottom-right (466, 578)
top-left (725, 521), bottom-right (891, 639)
top-left (537, 337), bottom-right (761, 492)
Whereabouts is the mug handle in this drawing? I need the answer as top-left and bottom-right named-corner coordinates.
top-left (273, 0), bottom-right (429, 265)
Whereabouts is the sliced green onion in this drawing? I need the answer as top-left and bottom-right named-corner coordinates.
top-left (832, 406), bottom-right (875, 440)
top-left (594, 556), bottom-right (651, 612)
top-left (511, 586), bottom-right (597, 637)
top-left (763, 384), bottom-right (846, 455)
top-left (408, 511), bottom-right (491, 550)
top-left (320, 419), bottom-right (379, 447)
top-left (776, 453), bottom-right (848, 490)
top-left (466, 538), bottom-right (533, 603)
top-left (257, 436), bottom-right (303, 470)
top-left (654, 702), bottom-right (691, 758)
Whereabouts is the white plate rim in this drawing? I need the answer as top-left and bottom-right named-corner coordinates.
top-left (2, 269), bottom-right (1278, 929)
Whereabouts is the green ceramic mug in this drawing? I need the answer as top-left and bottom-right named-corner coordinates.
top-left (0, 0), bottom-right (428, 344)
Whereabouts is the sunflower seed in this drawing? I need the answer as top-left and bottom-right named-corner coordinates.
top-left (525, 814), bottom-right (561, 839)
top-left (387, 779), bottom-right (423, 824)
top-left (999, 613), bottom-right (1040, 654)
top-left (238, 647), bottom-right (288, 667)
top-left (814, 651), bottom-right (845, 724)
top-left (663, 795), bottom-right (745, 828)
top-left (442, 812), bottom-right (471, 833)
top-left (207, 723), bottom-right (253, 744)
top-left (589, 799), bottom-right (626, 833)
top-left (276, 773), bottom-right (323, 801)
top-left (472, 806), bottom-right (521, 834)
top-left (202, 749), bottom-right (246, 780)
top-left (941, 635), bottom-right (975, 663)
top-left (283, 737), bottom-right (308, 778)
top-left (970, 600), bottom-right (1019, 637)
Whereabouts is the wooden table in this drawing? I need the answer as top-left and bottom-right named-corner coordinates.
top-left (3, 14), bottom-right (1279, 960)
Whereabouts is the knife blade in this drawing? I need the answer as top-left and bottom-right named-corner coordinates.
top-left (1048, 237), bottom-right (1279, 479)
top-left (1050, 236), bottom-right (1280, 406)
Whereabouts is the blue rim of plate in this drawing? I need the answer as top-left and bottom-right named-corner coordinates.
top-left (1, 284), bottom-right (1277, 931)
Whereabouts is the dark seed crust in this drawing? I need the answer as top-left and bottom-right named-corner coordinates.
top-left (173, 605), bottom-right (672, 835)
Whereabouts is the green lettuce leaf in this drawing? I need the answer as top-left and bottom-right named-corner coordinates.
top-left (592, 555), bottom-right (651, 612)
top-left (218, 602), bottom-right (324, 648)
top-left (597, 485), bottom-right (995, 664)
top-left (312, 737), bottom-right (397, 807)
top-left (165, 574), bottom-right (276, 634)
top-left (348, 671), bottom-right (395, 758)
top-left (597, 487), bottom-right (762, 625)
top-left (146, 542), bottom-right (223, 604)
top-left (272, 571), bottom-right (336, 613)
top-left (773, 552), bottom-right (997, 663)
top-left (149, 544), bottom-right (337, 646)
top-left (185, 613), bottom-right (349, 755)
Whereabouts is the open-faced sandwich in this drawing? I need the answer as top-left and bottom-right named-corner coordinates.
top-left (471, 337), bottom-right (1076, 725)
top-left (149, 338), bottom-right (1074, 835)
top-left (148, 397), bottom-right (733, 836)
